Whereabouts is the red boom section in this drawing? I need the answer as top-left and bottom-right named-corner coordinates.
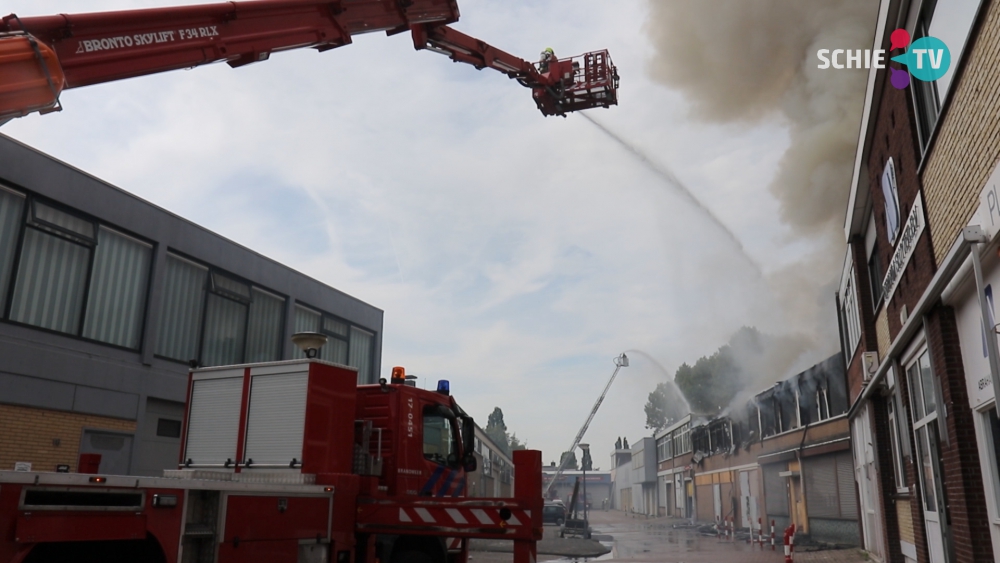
top-left (3, 0), bottom-right (458, 88)
top-left (0, 0), bottom-right (617, 120)
top-left (412, 24), bottom-right (618, 116)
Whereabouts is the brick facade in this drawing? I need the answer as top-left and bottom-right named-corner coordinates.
top-left (0, 404), bottom-right (136, 472)
top-left (922, 0), bottom-right (1000, 266)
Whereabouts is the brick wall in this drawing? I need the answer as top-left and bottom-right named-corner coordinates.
top-left (876, 310), bottom-right (890, 361)
top-left (897, 499), bottom-right (914, 544)
top-left (0, 404), bottom-right (136, 472)
top-left (922, 0), bottom-right (1000, 266)
top-left (864, 50), bottom-right (934, 345)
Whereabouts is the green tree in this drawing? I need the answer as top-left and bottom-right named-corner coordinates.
top-left (560, 451), bottom-right (579, 470)
top-left (644, 380), bottom-right (686, 431)
top-left (671, 326), bottom-right (768, 415)
top-left (508, 433), bottom-right (527, 451)
top-left (485, 407), bottom-right (510, 455)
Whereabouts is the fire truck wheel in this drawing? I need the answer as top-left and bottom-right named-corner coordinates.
top-left (390, 549), bottom-right (436, 563)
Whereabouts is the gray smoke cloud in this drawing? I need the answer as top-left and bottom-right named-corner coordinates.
top-left (645, 0), bottom-right (877, 375)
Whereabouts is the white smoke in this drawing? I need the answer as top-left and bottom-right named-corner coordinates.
top-left (644, 0), bottom-right (878, 371)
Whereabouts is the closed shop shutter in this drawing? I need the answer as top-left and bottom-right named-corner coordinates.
top-left (836, 451), bottom-right (857, 518)
top-left (805, 455), bottom-right (839, 518)
top-left (763, 464), bottom-right (789, 516)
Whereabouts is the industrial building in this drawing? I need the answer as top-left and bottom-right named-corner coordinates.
top-left (543, 466), bottom-right (612, 513)
top-left (649, 355), bottom-right (856, 546)
top-left (0, 134), bottom-right (383, 476)
top-left (469, 426), bottom-right (515, 498)
top-left (838, 0), bottom-right (1000, 562)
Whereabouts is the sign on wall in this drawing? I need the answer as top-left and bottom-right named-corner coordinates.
top-left (882, 158), bottom-right (901, 245)
top-left (881, 193), bottom-right (926, 304)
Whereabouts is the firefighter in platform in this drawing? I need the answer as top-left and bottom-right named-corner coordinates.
top-left (539, 47), bottom-right (556, 72)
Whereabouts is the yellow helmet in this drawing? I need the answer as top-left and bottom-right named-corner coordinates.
top-left (543, 47), bottom-right (555, 55)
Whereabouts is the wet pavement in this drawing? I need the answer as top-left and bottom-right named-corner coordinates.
top-left (469, 510), bottom-right (871, 563)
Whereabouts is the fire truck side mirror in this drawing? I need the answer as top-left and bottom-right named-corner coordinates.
top-left (463, 455), bottom-right (477, 473)
top-left (460, 414), bottom-right (476, 472)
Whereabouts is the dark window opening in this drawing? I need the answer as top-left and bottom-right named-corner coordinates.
top-left (156, 418), bottom-right (182, 438)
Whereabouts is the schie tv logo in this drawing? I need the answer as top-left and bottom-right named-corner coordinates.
top-left (816, 29), bottom-right (950, 89)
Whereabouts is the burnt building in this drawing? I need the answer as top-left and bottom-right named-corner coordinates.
top-left (653, 355), bottom-right (856, 545)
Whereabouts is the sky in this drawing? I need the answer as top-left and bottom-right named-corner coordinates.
top-left (5, 0), bottom-right (875, 469)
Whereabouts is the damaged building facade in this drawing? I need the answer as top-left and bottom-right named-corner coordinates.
top-left (648, 355), bottom-right (858, 545)
top-left (838, 0), bottom-right (1000, 562)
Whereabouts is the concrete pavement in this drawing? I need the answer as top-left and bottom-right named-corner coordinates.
top-left (469, 509), bottom-right (871, 563)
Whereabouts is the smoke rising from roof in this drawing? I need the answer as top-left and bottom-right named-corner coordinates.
top-left (644, 0), bottom-right (877, 366)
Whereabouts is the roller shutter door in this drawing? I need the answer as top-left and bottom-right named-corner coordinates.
top-left (763, 464), bottom-right (789, 516)
top-left (805, 454), bottom-right (839, 518)
top-left (804, 450), bottom-right (858, 520)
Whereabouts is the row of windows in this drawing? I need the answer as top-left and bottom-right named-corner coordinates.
top-left (657, 423), bottom-right (691, 463)
top-left (0, 188), bottom-right (152, 349)
top-left (0, 186), bottom-right (376, 378)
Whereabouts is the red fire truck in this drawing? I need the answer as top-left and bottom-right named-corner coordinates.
top-left (0, 3), bottom-right (617, 560)
top-left (0, 359), bottom-right (543, 563)
top-left (0, 0), bottom-right (618, 121)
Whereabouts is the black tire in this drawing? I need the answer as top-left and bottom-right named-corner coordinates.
top-left (390, 550), bottom-right (436, 563)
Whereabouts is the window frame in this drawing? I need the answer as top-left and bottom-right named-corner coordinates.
top-left (0, 190), bottom-right (156, 351)
top-left (155, 251), bottom-right (287, 366)
top-left (294, 301), bottom-right (378, 381)
top-left (909, 0), bottom-right (988, 157)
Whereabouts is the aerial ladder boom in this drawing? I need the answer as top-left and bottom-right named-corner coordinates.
top-left (0, 0), bottom-right (618, 121)
top-left (543, 353), bottom-right (628, 497)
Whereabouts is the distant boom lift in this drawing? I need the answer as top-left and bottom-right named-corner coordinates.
top-left (543, 352), bottom-right (628, 497)
top-left (0, 0), bottom-right (619, 121)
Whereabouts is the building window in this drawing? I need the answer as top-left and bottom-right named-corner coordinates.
top-left (294, 304), bottom-right (376, 383)
top-left (10, 201), bottom-right (96, 334)
top-left (82, 228), bottom-right (152, 349)
top-left (887, 397), bottom-right (908, 491)
top-left (839, 265), bottom-right (862, 357)
top-left (865, 212), bottom-right (883, 311)
top-left (156, 418), bottom-right (182, 438)
top-left (246, 288), bottom-right (285, 363)
top-left (0, 191), bottom-right (153, 349)
top-left (201, 272), bottom-right (251, 366)
top-left (868, 252), bottom-right (883, 310)
top-left (156, 254), bottom-right (207, 361)
top-left (0, 187), bottom-right (25, 300)
top-left (155, 253), bottom-right (285, 365)
top-left (911, 0), bottom-right (983, 149)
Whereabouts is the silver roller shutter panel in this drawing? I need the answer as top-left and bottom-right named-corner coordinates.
top-left (805, 455), bottom-right (840, 518)
top-left (185, 376), bottom-right (243, 465)
top-left (244, 372), bottom-right (309, 466)
top-left (837, 451), bottom-right (858, 519)
top-left (763, 464), bottom-right (789, 516)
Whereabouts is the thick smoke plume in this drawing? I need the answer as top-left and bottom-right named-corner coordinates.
top-left (645, 0), bottom-right (877, 372)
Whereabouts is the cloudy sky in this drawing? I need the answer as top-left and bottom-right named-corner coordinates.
top-left (6, 0), bottom-right (875, 468)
